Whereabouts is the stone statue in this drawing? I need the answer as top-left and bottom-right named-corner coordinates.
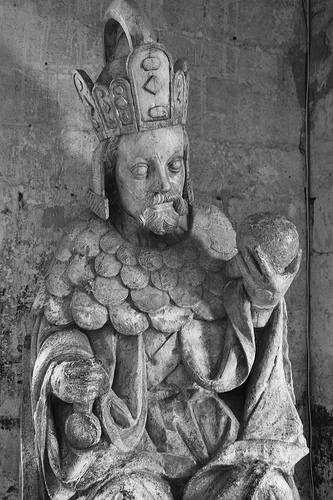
top-left (21, 1), bottom-right (308, 498)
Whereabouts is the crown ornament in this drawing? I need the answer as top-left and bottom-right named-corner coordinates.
top-left (73, 0), bottom-right (189, 142)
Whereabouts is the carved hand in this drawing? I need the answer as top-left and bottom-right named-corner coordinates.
top-left (228, 245), bottom-right (302, 309)
top-left (50, 358), bottom-right (109, 405)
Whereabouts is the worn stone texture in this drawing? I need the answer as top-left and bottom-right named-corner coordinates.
top-left (310, 1), bottom-right (333, 498)
top-left (0, 0), bottom-right (309, 498)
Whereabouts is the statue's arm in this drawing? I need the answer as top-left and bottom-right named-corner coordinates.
top-left (226, 213), bottom-right (301, 328)
top-left (32, 313), bottom-right (109, 408)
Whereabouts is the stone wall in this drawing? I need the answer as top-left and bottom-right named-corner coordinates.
top-left (0, 0), bottom-right (309, 498)
top-left (310, 1), bottom-right (333, 498)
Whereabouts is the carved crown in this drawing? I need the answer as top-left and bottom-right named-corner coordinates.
top-left (73, 0), bottom-right (189, 141)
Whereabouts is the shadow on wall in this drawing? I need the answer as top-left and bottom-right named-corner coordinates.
top-left (0, 40), bottom-right (95, 499)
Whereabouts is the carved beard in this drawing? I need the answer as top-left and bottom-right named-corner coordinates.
top-left (138, 192), bottom-right (188, 235)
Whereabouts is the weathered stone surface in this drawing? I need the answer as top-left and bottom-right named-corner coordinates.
top-left (310, 253), bottom-right (333, 405)
top-left (44, 294), bottom-right (73, 326)
top-left (138, 248), bottom-right (164, 271)
top-left (120, 264), bottom-right (150, 290)
top-left (109, 301), bottom-right (149, 336)
top-left (67, 254), bottom-right (95, 285)
top-left (0, 0), bottom-right (309, 498)
top-left (313, 196), bottom-right (333, 253)
top-left (45, 261), bottom-right (73, 297)
top-left (149, 305), bottom-right (192, 334)
top-left (236, 212), bottom-right (299, 274)
top-left (131, 285), bottom-right (170, 313)
top-left (71, 289), bottom-right (108, 330)
top-left (309, 4), bottom-right (333, 497)
top-left (100, 229), bottom-right (125, 254)
top-left (94, 252), bottom-right (122, 278)
top-left (93, 276), bottom-right (128, 307)
top-left (117, 241), bottom-right (139, 266)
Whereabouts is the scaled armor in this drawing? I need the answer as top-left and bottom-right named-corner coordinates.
top-left (29, 203), bottom-right (307, 499)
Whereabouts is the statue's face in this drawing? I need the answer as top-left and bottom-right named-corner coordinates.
top-left (115, 125), bottom-right (186, 235)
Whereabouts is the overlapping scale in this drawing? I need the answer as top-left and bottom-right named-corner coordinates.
top-left (208, 204), bottom-right (235, 229)
top-left (198, 248), bottom-right (225, 272)
top-left (161, 246), bottom-right (185, 269)
top-left (46, 203), bottom-right (236, 340)
top-left (198, 205), bottom-right (237, 260)
top-left (100, 228), bottom-right (125, 254)
top-left (195, 202), bottom-right (211, 217)
top-left (210, 223), bottom-right (237, 259)
top-left (54, 234), bottom-right (75, 262)
top-left (46, 260), bottom-right (73, 297)
top-left (89, 216), bottom-right (111, 236)
top-left (67, 254), bottom-right (95, 286)
top-left (117, 241), bottom-right (139, 266)
top-left (44, 294), bottom-right (73, 326)
top-left (151, 266), bottom-right (178, 291)
top-left (169, 282), bottom-right (202, 308)
top-left (178, 242), bottom-right (200, 262)
top-left (120, 265), bottom-right (150, 290)
top-left (54, 217), bottom-right (90, 262)
top-left (74, 229), bottom-right (101, 257)
top-left (178, 261), bottom-right (206, 287)
top-left (94, 252), bottom-right (122, 278)
top-left (131, 285), bottom-right (169, 313)
top-left (149, 304), bottom-right (192, 334)
top-left (138, 248), bottom-right (163, 271)
top-left (71, 289), bottom-right (108, 330)
top-left (190, 224), bottom-right (211, 250)
top-left (93, 276), bottom-right (128, 306)
top-left (192, 204), bottom-right (211, 229)
top-left (108, 301), bottom-right (149, 336)
top-left (189, 204), bottom-right (235, 266)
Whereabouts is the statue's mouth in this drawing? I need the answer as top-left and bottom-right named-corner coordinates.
top-left (150, 201), bottom-right (174, 211)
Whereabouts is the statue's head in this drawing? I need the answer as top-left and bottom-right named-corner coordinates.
top-left (74, 0), bottom-right (192, 235)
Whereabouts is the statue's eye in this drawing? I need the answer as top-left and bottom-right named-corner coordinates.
top-left (131, 163), bottom-right (149, 179)
top-left (168, 158), bottom-right (183, 174)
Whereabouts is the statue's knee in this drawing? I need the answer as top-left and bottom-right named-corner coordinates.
top-left (90, 472), bottom-right (173, 500)
top-left (183, 465), bottom-right (298, 500)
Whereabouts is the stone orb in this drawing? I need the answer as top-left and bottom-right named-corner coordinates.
top-left (236, 212), bottom-right (299, 274)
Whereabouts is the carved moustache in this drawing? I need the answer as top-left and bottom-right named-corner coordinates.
top-left (138, 191), bottom-right (188, 235)
top-left (144, 191), bottom-right (188, 216)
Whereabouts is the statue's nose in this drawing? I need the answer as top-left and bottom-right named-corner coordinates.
top-left (153, 169), bottom-right (171, 193)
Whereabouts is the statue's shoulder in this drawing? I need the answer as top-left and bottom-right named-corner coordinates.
top-left (191, 202), bottom-right (237, 261)
top-left (31, 210), bottom-right (127, 330)
top-left (52, 209), bottom-right (112, 262)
